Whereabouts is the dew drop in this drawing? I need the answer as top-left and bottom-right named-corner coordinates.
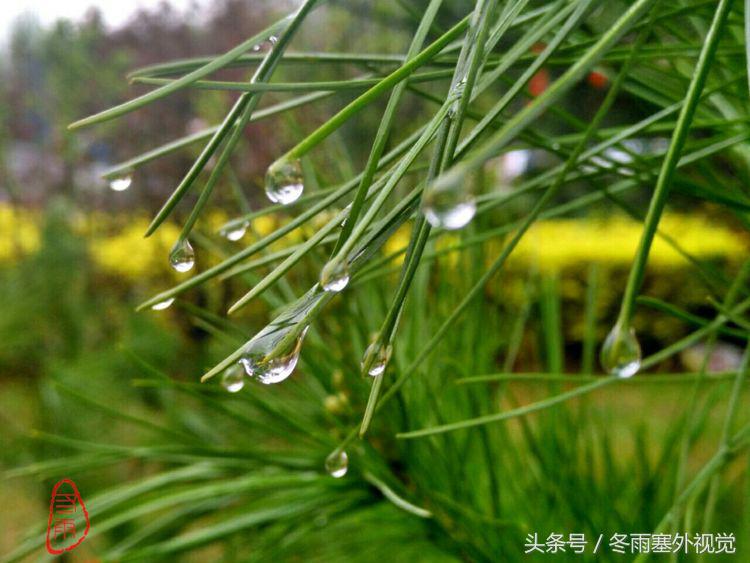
top-left (222, 221), bottom-right (249, 242)
top-left (325, 449), bottom-right (348, 478)
top-left (600, 323), bottom-right (642, 378)
top-left (423, 169), bottom-right (476, 230)
top-left (239, 290), bottom-right (323, 385)
top-left (320, 259), bottom-right (350, 293)
top-left (253, 36), bottom-right (277, 52)
top-left (240, 325), bottom-right (308, 385)
top-left (265, 158), bottom-right (304, 204)
top-left (109, 173), bottom-right (132, 192)
top-left (169, 239), bottom-right (195, 273)
top-left (220, 363), bottom-right (245, 393)
top-left (151, 297), bottom-right (174, 311)
top-left (362, 342), bottom-right (392, 377)
top-left (423, 190), bottom-right (476, 230)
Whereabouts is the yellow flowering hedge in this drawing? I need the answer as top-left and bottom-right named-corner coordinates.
top-left (1, 204), bottom-right (746, 282)
top-left (382, 214), bottom-right (747, 272)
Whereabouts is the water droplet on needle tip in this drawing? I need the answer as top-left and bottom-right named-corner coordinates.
top-left (169, 239), bottom-right (195, 273)
top-left (600, 323), bottom-right (642, 378)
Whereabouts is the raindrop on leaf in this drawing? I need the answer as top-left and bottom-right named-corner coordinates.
top-left (109, 173), bottom-right (132, 192)
top-left (325, 449), bottom-right (348, 478)
top-left (240, 325), bottom-right (308, 385)
top-left (151, 297), bottom-right (174, 311)
top-left (600, 323), bottom-right (642, 378)
top-left (220, 364), bottom-right (245, 393)
top-left (169, 239), bottom-right (195, 273)
top-left (239, 289), bottom-right (323, 385)
top-left (265, 158), bottom-right (304, 205)
top-left (320, 259), bottom-right (350, 293)
top-left (423, 168), bottom-right (476, 230)
top-left (222, 221), bottom-right (249, 242)
top-left (362, 342), bottom-right (392, 377)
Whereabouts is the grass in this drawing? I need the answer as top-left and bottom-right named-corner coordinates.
top-left (5, 0), bottom-right (750, 560)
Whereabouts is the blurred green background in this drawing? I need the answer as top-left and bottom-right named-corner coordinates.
top-left (2, 0), bottom-right (750, 561)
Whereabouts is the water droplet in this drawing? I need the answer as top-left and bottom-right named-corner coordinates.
top-left (265, 158), bottom-right (304, 204)
top-left (239, 289), bottom-right (323, 385)
top-left (362, 342), bottom-right (392, 376)
top-left (240, 325), bottom-right (307, 385)
top-left (253, 36), bottom-right (277, 52)
top-left (220, 364), bottom-right (245, 393)
top-left (325, 449), bottom-right (348, 478)
top-left (151, 297), bottom-right (174, 311)
top-left (600, 323), bottom-right (642, 378)
top-left (221, 221), bottom-right (249, 242)
top-left (424, 197), bottom-right (476, 230)
top-left (169, 239), bottom-right (195, 273)
top-left (320, 259), bottom-right (350, 293)
top-left (109, 173), bottom-right (132, 192)
top-left (423, 189), bottom-right (476, 231)
top-left (423, 168), bottom-right (476, 230)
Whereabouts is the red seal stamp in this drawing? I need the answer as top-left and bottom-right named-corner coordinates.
top-left (46, 478), bottom-right (90, 555)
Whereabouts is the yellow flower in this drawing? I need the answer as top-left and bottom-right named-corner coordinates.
top-left (2, 204), bottom-right (746, 283)
top-left (0, 204), bottom-right (40, 262)
top-left (89, 218), bottom-right (181, 278)
top-left (501, 214), bottom-right (746, 271)
top-left (383, 224), bottom-right (412, 266)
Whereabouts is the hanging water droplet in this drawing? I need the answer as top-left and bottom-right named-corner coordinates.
top-left (265, 158), bottom-right (304, 205)
top-left (423, 181), bottom-right (476, 230)
top-left (151, 297), bottom-right (174, 311)
top-left (324, 449), bottom-right (348, 478)
top-left (239, 289), bottom-right (323, 385)
top-left (169, 239), bottom-right (195, 273)
top-left (268, 35), bottom-right (278, 45)
top-left (423, 168), bottom-right (476, 230)
top-left (320, 259), bottom-right (350, 293)
top-left (252, 43), bottom-right (261, 52)
top-left (109, 173), bottom-right (132, 192)
top-left (423, 195), bottom-right (476, 230)
top-left (220, 363), bottom-right (245, 393)
top-left (240, 325), bottom-right (308, 385)
top-left (221, 221), bottom-right (249, 242)
top-left (362, 342), bottom-right (392, 377)
top-left (600, 323), bottom-right (642, 378)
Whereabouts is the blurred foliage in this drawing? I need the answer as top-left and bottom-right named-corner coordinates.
top-left (2, 0), bottom-right (750, 561)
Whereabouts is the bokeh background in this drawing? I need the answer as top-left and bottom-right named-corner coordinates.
top-left (2, 0), bottom-right (749, 560)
